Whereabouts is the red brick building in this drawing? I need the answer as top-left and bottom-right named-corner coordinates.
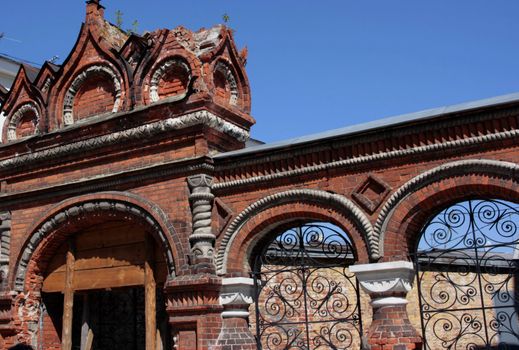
top-left (0, 1), bottom-right (518, 349)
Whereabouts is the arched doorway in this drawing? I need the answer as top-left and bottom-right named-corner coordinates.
top-left (414, 199), bottom-right (519, 349)
top-left (251, 222), bottom-right (362, 349)
top-left (40, 220), bottom-right (170, 350)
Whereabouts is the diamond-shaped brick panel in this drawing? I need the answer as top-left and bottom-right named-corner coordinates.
top-left (352, 174), bottom-right (391, 214)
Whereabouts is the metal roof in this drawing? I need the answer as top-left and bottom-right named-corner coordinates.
top-left (215, 92), bottom-right (519, 159)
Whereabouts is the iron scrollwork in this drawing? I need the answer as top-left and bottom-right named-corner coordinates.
top-left (253, 223), bottom-right (362, 349)
top-left (415, 199), bottom-right (519, 349)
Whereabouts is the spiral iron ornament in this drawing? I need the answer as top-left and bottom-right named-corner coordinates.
top-left (414, 199), bottom-right (519, 349)
top-left (252, 223), bottom-right (362, 349)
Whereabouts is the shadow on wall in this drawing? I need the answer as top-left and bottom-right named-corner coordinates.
top-left (8, 344), bottom-right (34, 350)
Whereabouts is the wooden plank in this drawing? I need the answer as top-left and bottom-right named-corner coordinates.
top-left (75, 243), bottom-right (147, 268)
top-left (46, 241), bottom-right (148, 276)
top-left (74, 265), bottom-right (145, 291)
top-left (145, 234), bottom-right (156, 350)
top-left (75, 224), bottom-right (145, 250)
top-left (43, 265), bottom-right (146, 292)
top-left (84, 329), bottom-right (94, 350)
top-left (61, 240), bottom-right (75, 350)
top-left (42, 271), bottom-right (66, 292)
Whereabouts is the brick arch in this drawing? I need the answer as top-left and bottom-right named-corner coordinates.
top-left (13, 192), bottom-right (180, 293)
top-left (210, 56), bottom-right (251, 113)
top-left (148, 56), bottom-right (192, 103)
top-left (216, 189), bottom-right (374, 275)
top-left (5, 103), bottom-right (40, 141)
top-left (381, 163), bottom-right (519, 261)
top-left (213, 60), bottom-right (239, 107)
top-left (62, 64), bottom-right (122, 125)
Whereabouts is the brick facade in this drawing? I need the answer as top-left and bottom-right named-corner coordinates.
top-left (0, 1), bottom-right (518, 349)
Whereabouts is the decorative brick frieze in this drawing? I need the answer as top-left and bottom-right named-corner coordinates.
top-left (165, 275), bottom-right (223, 350)
top-left (0, 110), bottom-right (249, 173)
top-left (213, 126), bottom-right (519, 190)
top-left (0, 159), bottom-right (213, 207)
top-left (0, 291), bottom-right (16, 337)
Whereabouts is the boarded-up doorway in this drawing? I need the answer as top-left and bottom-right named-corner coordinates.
top-left (41, 221), bottom-right (170, 350)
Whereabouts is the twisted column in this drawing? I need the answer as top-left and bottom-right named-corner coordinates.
top-left (187, 174), bottom-right (215, 264)
top-left (0, 212), bottom-right (11, 289)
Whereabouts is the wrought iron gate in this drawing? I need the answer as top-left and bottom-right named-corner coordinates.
top-left (252, 223), bottom-right (362, 350)
top-left (414, 199), bottom-right (519, 349)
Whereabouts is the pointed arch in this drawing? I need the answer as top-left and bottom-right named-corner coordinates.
top-left (47, 26), bottom-right (131, 129)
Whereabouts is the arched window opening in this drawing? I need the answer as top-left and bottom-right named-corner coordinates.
top-left (251, 222), bottom-right (363, 350)
top-left (414, 199), bottom-right (519, 349)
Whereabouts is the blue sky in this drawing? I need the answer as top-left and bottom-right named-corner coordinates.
top-left (1, 1), bottom-right (519, 143)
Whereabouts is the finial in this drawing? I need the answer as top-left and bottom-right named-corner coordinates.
top-left (86, 0), bottom-right (103, 7)
top-left (85, 0), bottom-right (105, 21)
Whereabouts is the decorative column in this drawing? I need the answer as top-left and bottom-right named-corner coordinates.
top-left (350, 261), bottom-right (422, 350)
top-left (187, 174), bottom-right (216, 269)
top-left (0, 212), bottom-right (11, 289)
top-left (0, 212), bottom-right (15, 340)
top-left (165, 174), bottom-right (222, 350)
top-left (214, 278), bottom-right (256, 349)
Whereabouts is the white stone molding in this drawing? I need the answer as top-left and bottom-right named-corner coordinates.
top-left (0, 110), bottom-right (249, 171)
top-left (350, 261), bottom-right (415, 307)
top-left (7, 104), bottom-right (39, 141)
top-left (63, 65), bottom-right (122, 125)
top-left (214, 61), bottom-right (238, 106)
top-left (149, 58), bottom-right (191, 103)
top-left (219, 277), bottom-right (254, 318)
top-left (42, 77), bottom-right (52, 93)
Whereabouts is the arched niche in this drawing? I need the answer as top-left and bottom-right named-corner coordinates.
top-left (63, 65), bottom-right (122, 125)
top-left (149, 57), bottom-right (192, 103)
top-left (213, 60), bottom-right (239, 107)
top-left (6, 103), bottom-right (40, 141)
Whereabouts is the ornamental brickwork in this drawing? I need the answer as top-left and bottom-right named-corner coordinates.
top-left (0, 1), bottom-right (518, 349)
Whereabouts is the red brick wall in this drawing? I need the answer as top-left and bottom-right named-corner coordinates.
top-left (15, 110), bottom-right (37, 139)
top-left (73, 72), bottom-right (116, 119)
top-left (159, 65), bottom-right (189, 100)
